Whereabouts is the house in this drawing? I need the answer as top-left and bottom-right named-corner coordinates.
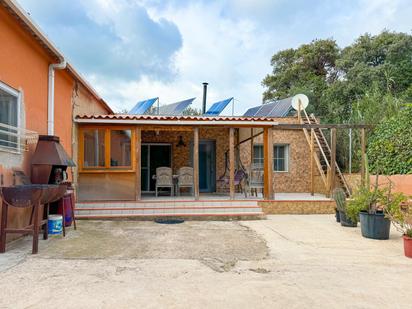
top-left (0, 0), bottom-right (112, 233)
top-left (73, 108), bottom-right (360, 218)
top-left (1, 0), bottom-right (366, 221)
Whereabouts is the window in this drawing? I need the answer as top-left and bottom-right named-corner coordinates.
top-left (253, 144), bottom-right (289, 172)
top-left (83, 129), bottom-right (105, 167)
top-left (0, 82), bottom-right (19, 151)
top-left (252, 144), bottom-right (264, 167)
top-left (80, 127), bottom-right (134, 171)
top-left (274, 144), bottom-right (289, 172)
top-left (110, 130), bottom-right (131, 167)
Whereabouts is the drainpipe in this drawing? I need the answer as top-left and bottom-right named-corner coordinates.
top-left (48, 59), bottom-right (67, 135)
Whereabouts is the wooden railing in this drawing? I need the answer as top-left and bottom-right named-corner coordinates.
top-left (300, 110), bottom-right (328, 187)
top-left (306, 113), bottom-right (351, 196)
top-left (300, 110), bottom-right (351, 196)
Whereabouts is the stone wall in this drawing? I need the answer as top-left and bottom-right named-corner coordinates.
top-left (259, 200), bottom-right (335, 214)
top-left (239, 117), bottom-right (322, 193)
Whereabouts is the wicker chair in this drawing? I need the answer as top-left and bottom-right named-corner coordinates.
top-left (154, 167), bottom-right (174, 197)
top-left (176, 167), bottom-right (194, 196)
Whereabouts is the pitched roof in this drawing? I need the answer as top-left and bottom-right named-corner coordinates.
top-left (75, 114), bottom-right (282, 126)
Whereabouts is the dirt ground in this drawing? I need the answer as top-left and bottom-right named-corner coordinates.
top-left (0, 215), bottom-right (412, 308)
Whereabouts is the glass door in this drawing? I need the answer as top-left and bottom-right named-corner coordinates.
top-left (141, 144), bottom-right (172, 192)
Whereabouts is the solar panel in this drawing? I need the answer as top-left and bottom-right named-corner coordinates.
top-left (268, 97), bottom-right (293, 117)
top-left (155, 98), bottom-right (195, 115)
top-left (129, 97), bottom-right (158, 114)
top-left (243, 105), bottom-right (262, 117)
top-left (254, 102), bottom-right (277, 117)
top-left (204, 97), bottom-right (233, 116)
top-left (242, 97), bottom-right (294, 117)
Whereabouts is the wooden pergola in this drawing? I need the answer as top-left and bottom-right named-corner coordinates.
top-left (271, 123), bottom-right (373, 197)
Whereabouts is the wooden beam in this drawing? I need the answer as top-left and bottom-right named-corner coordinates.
top-left (272, 123), bottom-right (373, 130)
top-left (135, 127), bottom-right (141, 200)
top-left (250, 128), bottom-right (254, 166)
top-left (229, 128), bottom-right (235, 200)
top-left (263, 127), bottom-right (274, 200)
top-left (361, 128), bottom-right (366, 187)
top-left (310, 128), bottom-right (315, 196)
top-left (330, 128), bottom-right (337, 196)
top-left (267, 127), bottom-right (274, 200)
top-left (193, 127), bottom-right (199, 200)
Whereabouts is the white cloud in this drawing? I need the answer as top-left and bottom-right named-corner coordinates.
top-left (99, 1), bottom-right (274, 114)
top-left (19, 0), bottom-right (412, 114)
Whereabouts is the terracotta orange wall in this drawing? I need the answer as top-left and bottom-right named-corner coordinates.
top-left (0, 5), bottom-right (74, 242)
top-left (0, 5), bottom-right (74, 177)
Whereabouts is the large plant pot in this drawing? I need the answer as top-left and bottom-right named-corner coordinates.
top-left (339, 211), bottom-right (357, 227)
top-left (404, 235), bottom-right (412, 258)
top-left (335, 208), bottom-right (341, 223)
top-left (359, 212), bottom-right (390, 240)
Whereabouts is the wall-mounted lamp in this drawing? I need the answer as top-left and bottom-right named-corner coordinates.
top-left (176, 135), bottom-right (186, 148)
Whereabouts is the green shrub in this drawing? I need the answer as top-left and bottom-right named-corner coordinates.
top-left (367, 105), bottom-right (412, 175)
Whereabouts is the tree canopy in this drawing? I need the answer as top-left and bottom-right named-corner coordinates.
top-left (263, 31), bottom-right (412, 124)
top-left (367, 105), bottom-right (412, 175)
top-left (262, 31), bottom-right (412, 172)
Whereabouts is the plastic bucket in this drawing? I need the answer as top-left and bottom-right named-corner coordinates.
top-left (58, 194), bottom-right (73, 227)
top-left (359, 212), bottom-right (390, 240)
top-left (48, 215), bottom-right (63, 235)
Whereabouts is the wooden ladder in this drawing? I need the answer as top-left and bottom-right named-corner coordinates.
top-left (300, 110), bottom-right (351, 197)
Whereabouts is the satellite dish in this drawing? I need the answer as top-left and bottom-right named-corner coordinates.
top-left (291, 94), bottom-right (309, 110)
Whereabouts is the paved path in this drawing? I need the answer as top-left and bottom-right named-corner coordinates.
top-left (0, 215), bottom-right (411, 308)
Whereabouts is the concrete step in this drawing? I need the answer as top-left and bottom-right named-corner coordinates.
top-left (75, 212), bottom-right (265, 220)
top-left (76, 200), bottom-right (259, 209)
top-left (75, 200), bottom-right (263, 219)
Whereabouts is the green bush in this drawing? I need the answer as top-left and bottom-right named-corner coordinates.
top-left (367, 105), bottom-right (412, 175)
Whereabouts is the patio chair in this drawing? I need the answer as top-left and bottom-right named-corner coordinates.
top-left (154, 167), bottom-right (174, 197)
top-left (217, 169), bottom-right (247, 196)
top-left (176, 167), bottom-right (194, 196)
top-left (247, 164), bottom-right (264, 197)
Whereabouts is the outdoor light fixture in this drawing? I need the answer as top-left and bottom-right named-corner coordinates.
top-left (176, 135), bottom-right (186, 148)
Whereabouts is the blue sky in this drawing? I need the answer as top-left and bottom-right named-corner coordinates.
top-left (19, 0), bottom-right (412, 114)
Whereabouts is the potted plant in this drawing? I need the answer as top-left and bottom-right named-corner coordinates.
top-left (386, 200), bottom-right (412, 258)
top-left (333, 188), bottom-right (357, 227)
top-left (347, 175), bottom-right (408, 240)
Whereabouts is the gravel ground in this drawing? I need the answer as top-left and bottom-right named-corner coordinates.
top-left (0, 215), bottom-right (411, 308)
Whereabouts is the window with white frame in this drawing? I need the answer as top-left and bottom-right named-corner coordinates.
top-left (253, 144), bottom-right (289, 172)
top-left (0, 82), bottom-right (19, 151)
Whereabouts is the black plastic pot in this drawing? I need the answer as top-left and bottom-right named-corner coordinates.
top-left (335, 208), bottom-right (341, 223)
top-left (359, 211), bottom-right (390, 240)
top-left (339, 211), bottom-right (357, 227)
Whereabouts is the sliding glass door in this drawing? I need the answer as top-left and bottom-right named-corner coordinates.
top-left (141, 144), bottom-right (172, 192)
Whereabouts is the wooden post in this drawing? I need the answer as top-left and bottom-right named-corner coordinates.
top-left (360, 128), bottom-right (366, 187)
top-left (310, 128), bottom-right (315, 196)
top-left (229, 128), bottom-right (235, 200)
top-left (298, 100), bottom-right (302, 123)
top-left (193, 127), bottom-right (199, 200)
top-left (330, 128), bottom-right (336, 196)
top-left (263, 127), bottom-right (274, 200)
top-left (250, 128), bottom-right (254, 166)
top-left (135, 127), bottom-right (141, 201)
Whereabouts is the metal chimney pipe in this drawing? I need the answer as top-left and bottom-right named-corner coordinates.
top-left (202, 82), bottom-right (208, 114)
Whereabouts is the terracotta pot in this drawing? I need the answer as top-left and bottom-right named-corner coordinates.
top-left (403, 235), bottom-right (412, 259)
